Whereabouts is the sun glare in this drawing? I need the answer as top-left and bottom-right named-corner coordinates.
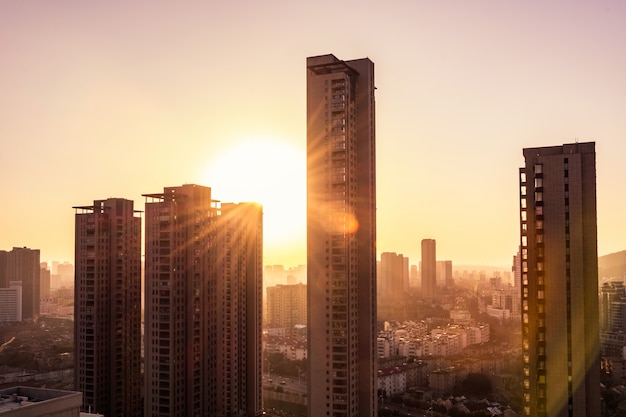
top-left (202, 136), bottom-right (306, 260)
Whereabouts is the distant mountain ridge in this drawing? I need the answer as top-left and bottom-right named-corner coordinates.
top-left (599, 250), bottom-right (626, 279)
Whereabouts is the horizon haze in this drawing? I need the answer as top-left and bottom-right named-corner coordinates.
top-left (1, 1), bottom-right (625, 268)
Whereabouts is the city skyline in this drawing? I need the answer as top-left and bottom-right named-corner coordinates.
top-left (2, 1), bottom-right (625, 268)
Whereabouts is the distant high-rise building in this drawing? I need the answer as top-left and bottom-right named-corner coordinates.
top-left (409, 265), bottom-right (419, 288)
top-left (307, 53), bottom-right (377, 417)
top-left (513, 248), bottom-right (522, 289)
top-left (57, 262), bottom-right (74, 288)
top-left (379, 252), bottom-right (406, 300)
top-left (73, 198), bottom-right (142, 417)
top-left (143, 185), bottom-right (263, 417)
top-left (601, 281), bottom-right (626, 333)
top-left (402, 257), bottom-right (409, 292)
top-left (378, 252), bottom-right (409, 320)
top-left (0, 247), bottom-right (40, 320)
top-left (266, 283), bottom-right (307, 334)
top-left (0, 250), bottom-right (7, 288)
top-left (436, 260), bottom-right (453, 288)
top-left (519, 142), bottom-right (600, 417)
top-left (421, 239), bottom-right (436, 297)
top-left (600, 281), bottom-right (626, 357)
top-left (40, 262), bottom-right (51, 301)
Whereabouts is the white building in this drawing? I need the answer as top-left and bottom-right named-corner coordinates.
top-left (0, 283), bottom-right (22, 322)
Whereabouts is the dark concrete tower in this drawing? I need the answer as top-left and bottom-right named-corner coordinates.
top-left (74, 198), bottom-right (142, 417)
top-left (144, 185), bottom-right (263, 417)
top-left (144, 185), bottom-right (217, 417)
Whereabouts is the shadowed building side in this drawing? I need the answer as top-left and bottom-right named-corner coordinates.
top-left (74, 198), bottom-right (142, 417)
top-left (143, 185), bottom-right (263, 417)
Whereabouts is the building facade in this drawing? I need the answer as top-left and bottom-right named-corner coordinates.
top-left (74, 198), bottom-right (142, 417)
top-left (266, 283), bottom-right (307, 334)
top-left (436, 260), bottom-right (453, 288)
top-left (0, 386), bottom-right (82, 417)
top-left (40, 263), bottom-right (51, 301)
top-left (144, 185), bottom-right (262, 417)
top-left (379, 252), bottom-right (406, 302)
top-left (0, 284), bottom-right (22, 322)
top-left (519, 142), bottom-right (600, 417)
top-left (0, 247), bottom-right (40, 320)
top-left (421, 239), bottom-right (436, 297)
top-left (215, 202), bottom-right (263, 417)
top-left (600, 281), bottom-right (626, 357)
top-left (307, 54), bottom-right (377, 417)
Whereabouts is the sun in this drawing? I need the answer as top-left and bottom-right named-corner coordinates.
top-left (202, 135), bottom-right (306, 265)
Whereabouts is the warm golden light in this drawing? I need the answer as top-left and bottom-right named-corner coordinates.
top-left (203, 135), bottom-right (305, 261)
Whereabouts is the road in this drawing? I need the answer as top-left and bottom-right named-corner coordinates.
top-left (263, 374), bottom-right (306, 394)
top-left (0, 336), bottom-right (15, 353)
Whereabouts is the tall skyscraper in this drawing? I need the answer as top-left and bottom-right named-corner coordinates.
top-left (73, 198), bottom-right (142, 417)
top-left (215, 202), bottom-right (263, 417)
top-left (306, 54), bottom-right (377, 417)
top-left (421, 239), bottom-right (436, 298)
top-left (143, 184), bottom-right (262, 417)
top-left (519, 142), bottom-right (600, 417)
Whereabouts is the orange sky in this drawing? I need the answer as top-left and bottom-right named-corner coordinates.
top-left (1, 1), bottom-right (625, 268)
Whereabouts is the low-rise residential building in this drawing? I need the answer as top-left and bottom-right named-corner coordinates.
top-left (378, 367), bottom-right (407, 397)
top-left (0, 386), bottom-right (82, 416)
top-left (429, 366), bottom-right (467, 398)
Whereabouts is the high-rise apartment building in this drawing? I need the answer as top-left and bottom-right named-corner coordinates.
top-left (40, 262), bottom-right (51, 301)
top-left (0, 247), bottom-right (40, 320)
top-left (0, 250), bottom-right (7, 288)
top-left (421, 239), bottom-right (436, 298)
top-left (73, 198), bottom-right (142, 417)
top-left (266, 283), bottom-right (307, 334)
top-left (143, 184), bottom-right (262, 417)
top-left (378, 252), bottom-right (409, 321)
top-left (513, 248), bottom-right (522, 289)
top-left (379, 252), bottom-right (406, 301)
top-left (600, 281), bottom-right (626, 357)
top-left (307, 54), bottom-right (377, 417)
top-left (436, 260), bottom-right (453, 288)
top-left (409, 265), bottom-right (419, 288)
top-left (519, 142), bottom-right (600, 417)
top-left (215, 202), bottom-right (263, 417)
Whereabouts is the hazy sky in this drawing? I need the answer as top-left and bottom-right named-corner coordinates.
top-left (1, 0), bottom-right (624, 268)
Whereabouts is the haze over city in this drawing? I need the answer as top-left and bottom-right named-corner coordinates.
top-left (1, 0), bottom-right (625, 267)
